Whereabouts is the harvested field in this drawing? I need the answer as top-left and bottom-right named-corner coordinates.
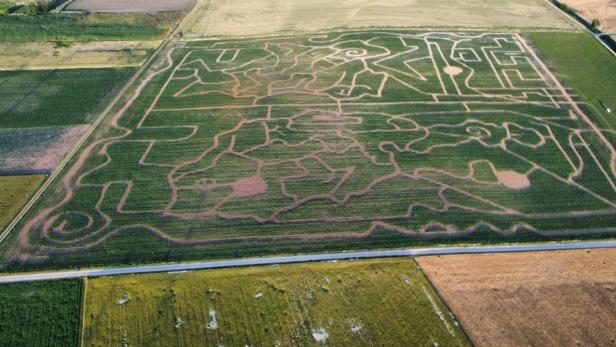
top-left (66, 0), bottom-right (193, 13)
top-left (0, 126), bottom-right (88, 173)
top-left (7, 31), bottom-right (616, 269)
top-left (0, 68), bottom-right (132, 128)
top-left (562, 0), bottom-right (616, 31)
top-left (0, 175), bottom-right (45, 231)
top-left (417, 249), bottom-right (616, 347)
top-left (180, 0), bottom-right (576, 37)
top-left (0, 279), bottom-right (81, 347)
top-left (0, 41), bottom-right (158, 70)
top-left (83, 258), bottom-right (469, 346)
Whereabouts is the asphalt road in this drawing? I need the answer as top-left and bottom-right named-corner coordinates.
top-left (0, 240), bottom-right (615, 284)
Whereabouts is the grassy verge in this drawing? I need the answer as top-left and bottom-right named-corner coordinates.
top-left (83, 258), bottom-right (469, 346)
top-left (0, 175), bottom-right (45, 231)
top-left (0, 12), bottom-right (183, 42)
top-left (0, 68), bottom-right (133, 128)
top-left (0, 279), bottom-right (82, 346)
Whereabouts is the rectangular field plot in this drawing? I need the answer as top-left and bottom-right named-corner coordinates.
top-left (0, 279), bottom-right (81, 347)
top-left (83, 258), bottom-right (469, 346)
top-left (0, 68), bottom-right (132, 128)
top-left (0, 175), bottom-right (45, 231)
top-left (181, 0), bottom-right (575, 37)
top-left (8, 31), bottom-right (616, 268)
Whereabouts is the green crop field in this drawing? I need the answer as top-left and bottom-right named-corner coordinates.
top-left (0, 279), bottom-right (82, 347)
top-left (83, 258), bottom-right (469, 346)
top-left (0, 68), bottom-right (132, 128)
top-left (0, 13), bottom-right (183, 43)
top-left (529, 32), bottom-right (616, 131)
top-left (5, 31), bottom-right (616, 269)
top-left (0, 175), bottom-right (45, 231)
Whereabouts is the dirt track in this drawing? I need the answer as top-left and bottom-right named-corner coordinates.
top-left (417, 249), bottom-right (616, 347)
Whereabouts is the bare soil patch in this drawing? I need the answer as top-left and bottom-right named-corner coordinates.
top-left (231, 175), bottom-right (268, 198)
top-left (562, 0), bottom-right (616, 31)
top-left (417, 249), bottom-right (616, 347)
top-left (66, 0), bottom-right (193, 13)
top-left (494, 170), bottom-right (530, 190)
top-left (0, 126), bottom-right (88, 173)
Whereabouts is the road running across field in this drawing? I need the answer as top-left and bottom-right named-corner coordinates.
top-left (1, 240), bottom-right (615, 283)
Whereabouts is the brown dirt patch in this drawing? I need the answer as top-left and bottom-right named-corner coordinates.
top-left (231, 175), bottom-right (267, 198)
top-left (562, 0), bottom-right (616, 31)
top-left (443, 66), bottom-right (463, 76)
top-left (0, 126), bottom-right (88, 172)
top-left (416, 249), bottom-right (616, 347)
top-left (495, 170), bottom-right (530, 190)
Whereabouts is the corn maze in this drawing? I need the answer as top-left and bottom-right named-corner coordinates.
top-left (12, 31), bottom-right (616, 265)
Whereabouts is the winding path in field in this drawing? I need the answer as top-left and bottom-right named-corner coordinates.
top-left (0, 240), bottom-right (615, 283)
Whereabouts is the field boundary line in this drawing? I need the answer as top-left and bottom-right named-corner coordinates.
top-left (0, 240), bottom-right (614, 283)
top-left (0, 13), bottom-right (187, 246)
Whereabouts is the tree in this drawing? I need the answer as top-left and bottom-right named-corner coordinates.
top-left (26, 0), bottom-right (50, 15)
top-left (591, 18), bottom-right (601, 29)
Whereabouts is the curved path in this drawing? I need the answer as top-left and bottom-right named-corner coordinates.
top-left (0, 240), bottom-right (614, 283)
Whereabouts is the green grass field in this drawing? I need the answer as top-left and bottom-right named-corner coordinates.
top-left (0, 13), bottom-right (183, 43)
top-left (0, 68), bottom-right (132, 128)
top-left (0, 175), bottom-right (45, 231)
top-left (83, 258), bottom-right (469, 346)
top-left (5, 31), bottom-right (616, 269)
top-left (0, 279), bottom-right (82, 347)
top-left (529, 32), bottom-right (616, 131)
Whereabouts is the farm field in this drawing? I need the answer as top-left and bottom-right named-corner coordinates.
top-left (0, 126), bottom-right (87, 173)
top-left (5, 30), bottom-right (616, 269)
top-left (83, 258), bottom-right (469, 346)
top-left (0, 68), bottom-right (132, 128)
top-left (0, 41), bottom-right (158, 70)
top-left (180, 0), bottom-right (576, 37)
top-left (66, 0), bottom-right (194, 13)
top-left (0, 175), bottom-right (45, 231)
top-left (0, 13), bottom-right (184, 43)
top-left (529, 32), bottom-right (616, 130)
top-left (417, 249), bottom-right (616, 346)
top-left (0, 279), bottom-right (82, 347)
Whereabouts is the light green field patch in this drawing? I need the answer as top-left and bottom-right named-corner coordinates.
top-left (0, 175), bottom-right (45, 231)
top-left (83, 258), bottom-right (470, 347)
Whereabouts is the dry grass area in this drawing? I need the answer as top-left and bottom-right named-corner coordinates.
top-left (0, 175), bottom-right (45, 231)
top-left (0, 41), bottom-right (158, 70)
top-left (562, 0), bottom-right (616, 31)
top-left (66, 0), bottom-right (193, 13)
top-left (180, 0), bottom-right (576, 37)
top-left (82, 259), bottom-right (469, 346)
top-left (417, 249), bottom-right (616, 347)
